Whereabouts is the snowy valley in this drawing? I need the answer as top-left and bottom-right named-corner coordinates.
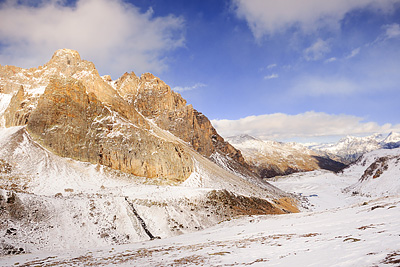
top-left (1, 147), bottom-right (400, 266)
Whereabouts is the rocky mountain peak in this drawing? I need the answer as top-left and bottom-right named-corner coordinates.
top-left (0, 48), bottom-right (256, 183)
top-left (44, 48), bottom-right (97, 78)
top-left (49, 48), bottom-right (82, 65)
top-left (114, 72), bottom-right (140, 101)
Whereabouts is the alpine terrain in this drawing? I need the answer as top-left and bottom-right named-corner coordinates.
top-left (0, 49), bottom-right (399, 266)
top-left (0, 49), bottom-right (297, 258)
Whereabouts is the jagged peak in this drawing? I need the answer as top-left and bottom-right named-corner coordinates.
top-left (140, 72), bottom-right (156, 80)
top-left (117, 71), bottom-right (138, 82)
top-left (101, 75), bottom-right (112, 82)
top-left (51, 48), bottom-right (81, 61)
top-left (45, 48), bottom-right (88, 71)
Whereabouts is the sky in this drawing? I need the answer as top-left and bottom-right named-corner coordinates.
top-left (0, 0), bottom-right (400, 143)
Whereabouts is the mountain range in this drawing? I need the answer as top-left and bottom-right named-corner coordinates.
top-left (0, 49), bottom-right (297, 255)
top-left (225, 132), bottom-right (400, 179)
top-left (226, 134), bottom-right (346, 178)
top-left (309, 132), bottom-right (400, 164)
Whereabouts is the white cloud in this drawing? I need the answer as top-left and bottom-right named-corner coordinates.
top-left (211, 111), bottom-right (400, 142)
top-left (264, 74), bottom-right (278, 80)
top-left (346, 47), bottom-right (361, 59)
top-left (267, 63), bottom-right (277, 69)
top-left (173, 83), bottom-right (206, 93)
top-left (291, 76), bottom-right (359, 96)
top-left (232, 0), bottom-right (400, 38)
top-left (0, 0), bottom-right (185, 78)
top-left (384, 23), bottom-right (400, 38)
top-left (304, 38), bottom-right (331, 61)
top-left (325, 57), bottom-right (337, 63)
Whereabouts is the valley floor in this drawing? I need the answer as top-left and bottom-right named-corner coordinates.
top-left (1, 171), bottom-right (399, 266)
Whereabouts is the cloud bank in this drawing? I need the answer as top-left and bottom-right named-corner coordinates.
top-left (232, 0), bottom-right (399, 38)
top-left (211, 111), bottom-right (400, 142)
top-left (0, 0), bottom-right (185, 78)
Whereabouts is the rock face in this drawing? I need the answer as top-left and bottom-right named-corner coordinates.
top-left (115, 72), bottom-right (249, 171)
top-left (0, 49), bottom-right (251, 181)
top-left (26, 77), bottom-right (192, 181)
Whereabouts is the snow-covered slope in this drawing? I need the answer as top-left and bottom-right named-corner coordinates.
top-left (383, 131), bottom-right (400, 144)
top-left (3, 163), bottom-right (399, 266)
top-left (270, 148), bottom-right (400, 211)
top-left (0, 125), bottom-right (296, 256)
top-left (343, 148), bottom-right (400, 197)
top-left (2, 130), bottom-right (399, 266)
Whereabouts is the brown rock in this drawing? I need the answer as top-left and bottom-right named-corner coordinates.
top-left (125, 73), bottom-right (251, 175)
top-left (26, 77), bottom-right (193, 181)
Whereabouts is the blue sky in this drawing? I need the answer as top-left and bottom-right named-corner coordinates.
top-left (1, 0), bottom-right (400, 143)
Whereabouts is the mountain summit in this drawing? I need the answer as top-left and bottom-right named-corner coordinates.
top-left (0, 49), bottom-right (251, 182)
top-left (0, 49), bottom-right (299, 254)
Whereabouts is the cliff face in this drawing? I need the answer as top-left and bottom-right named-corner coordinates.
top-left (114, 72), bottom-right (249, 170)
top-left (25, 77), bottom-right (192, 181)
top-left (0, 49), bottom-right (251, 181)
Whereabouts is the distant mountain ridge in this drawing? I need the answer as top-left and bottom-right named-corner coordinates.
top-left (226, 134), bottom-right (346, 178)
top-left (309, 132), bottom-right (400, 164)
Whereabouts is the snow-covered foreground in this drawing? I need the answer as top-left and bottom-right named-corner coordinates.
top-left (2, 171), bottom-right (400, 266)
top-left (1, 195), bottom-right (399, 266)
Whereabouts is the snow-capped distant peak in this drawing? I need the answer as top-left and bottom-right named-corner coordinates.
top-left (383, 131), bottom-right (400, 144)
top-left (226, 134), bottom-right (262, 144)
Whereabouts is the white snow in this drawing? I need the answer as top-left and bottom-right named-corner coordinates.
top-left (2, 140), bottom-right (399, 266)
top-left (1, 117), bottom-right (399, 266)
top-left (383, 131), bottom-right (400, 144)
top-left (26, 85), bottom-right (46, 96)
top-left (0, 93), bottom-right (12, 127)
top-left (2, 194), bottom-right (399, 266)
top-left (270, 170), bottom-right (367, 211)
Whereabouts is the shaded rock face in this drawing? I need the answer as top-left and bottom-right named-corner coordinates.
top-left (27, 77), bottom-right (192, 181)
top-left (4, 86), bottom-right (32, 127)
top-left (116, 72), bottom-right (248, 169)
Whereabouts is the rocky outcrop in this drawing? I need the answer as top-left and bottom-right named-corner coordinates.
top-left (115, 72), bottom-right (250, 173)
top-left (26, 77), bottom-right (192, 181)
